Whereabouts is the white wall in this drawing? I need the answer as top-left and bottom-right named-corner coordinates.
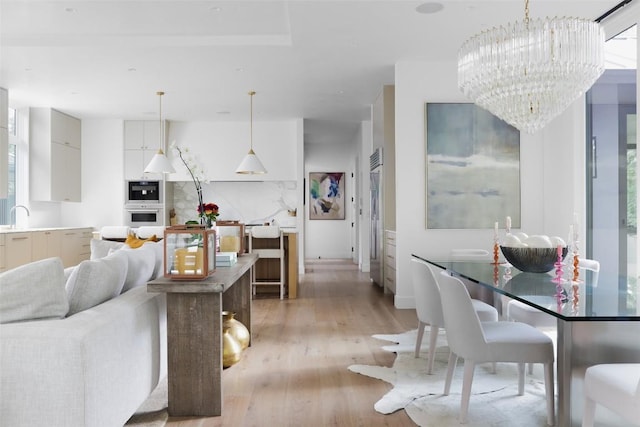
top-left (167, 120), bottom-right (298, 181)
top-left (394, 59), bottom-right (586, 308)
top-left (304, 142), bottom-right (356, 259)
top-left (358, 120), bottom-right (372, 271)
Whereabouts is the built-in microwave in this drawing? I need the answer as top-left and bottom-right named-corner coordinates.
top-left (126, 180), bottom-right (162, 204)
top-left (124, 204), bottom-right (164, 227)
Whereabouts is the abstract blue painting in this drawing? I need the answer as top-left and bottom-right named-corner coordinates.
top-left (426, 103), bottom-right (520, 229)
top-left (309, 172), bottom-right (345, 220)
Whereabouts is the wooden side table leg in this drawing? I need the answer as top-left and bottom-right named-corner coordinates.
top-left (166, 292), bottom-right (222, 416)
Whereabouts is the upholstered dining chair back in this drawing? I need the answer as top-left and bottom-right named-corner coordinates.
top-left (438, 271), bottom-right (491, 361)
top-left (582, 363), bottom-right (640, 427)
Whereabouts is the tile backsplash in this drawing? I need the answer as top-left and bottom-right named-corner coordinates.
top-left (172, 181), bottom-right (298, 227)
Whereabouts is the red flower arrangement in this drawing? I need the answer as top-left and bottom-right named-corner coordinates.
top-left (197, 202), bottom-right (219, 226)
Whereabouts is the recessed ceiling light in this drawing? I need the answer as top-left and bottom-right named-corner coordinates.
top-left (64, 7), bottom-right (76, 13)
top-left (415, 2), bottom-right (444, 14)
top-left (209, 6), bottom-right (221, 12)
top-left (216, 111), bottom-right (231, 115)
top-left (235, 67), bottom-right (244, 72)
top-left (128, 67), bottom-right (137, 72)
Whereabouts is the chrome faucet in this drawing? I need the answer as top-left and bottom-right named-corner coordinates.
top-left (10, 205), bottom-right (30, 229)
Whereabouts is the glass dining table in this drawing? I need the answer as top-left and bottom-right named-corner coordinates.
top-left (412, 253), bottom-right (640, 427)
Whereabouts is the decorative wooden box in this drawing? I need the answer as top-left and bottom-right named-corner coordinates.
top-left (216, 220), bottom-right (246, 255)
top-left (163, 225), bottom-right (216, 280)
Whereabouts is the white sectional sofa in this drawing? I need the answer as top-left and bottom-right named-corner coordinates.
top-left (0, 238), bottom-right (166, 427)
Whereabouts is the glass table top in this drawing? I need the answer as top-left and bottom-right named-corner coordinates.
top-left (413, 254), bottom-right (640, 321)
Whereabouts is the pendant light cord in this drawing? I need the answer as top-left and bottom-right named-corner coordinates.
top-left (249, 90), bottom-right (255, 152)
top-left (157, 91), bottom-right (164, 153)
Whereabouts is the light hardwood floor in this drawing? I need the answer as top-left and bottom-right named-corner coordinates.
top-left (165, 259), bottom-right (418, 427)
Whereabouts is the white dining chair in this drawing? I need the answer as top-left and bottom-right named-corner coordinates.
top-left (410, 258), bottom-right (498, 374)
top-left (437, 271), bottom-right (555, 425)
top-left (582, 363), bottom-right (640, 427)
top-left (507, 258), bottom-right (600, 374)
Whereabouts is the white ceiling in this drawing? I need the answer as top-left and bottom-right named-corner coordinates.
top-left (0, 0), bottom-right (625, 145)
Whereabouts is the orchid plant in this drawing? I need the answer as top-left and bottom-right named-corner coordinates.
top-left (171, 141), bottom-right (211, 226)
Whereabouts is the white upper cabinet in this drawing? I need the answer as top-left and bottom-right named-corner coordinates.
top-left (29, 108), bottom-right (82, 202)
top-left (124, 120), bottom-right (164, 180)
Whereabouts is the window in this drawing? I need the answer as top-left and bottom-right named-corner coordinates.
top-left (586, 24), bottom-right (637, 313)
top-left (0, 107), bottom-right (17, 225)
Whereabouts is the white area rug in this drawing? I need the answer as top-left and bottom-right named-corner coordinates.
top-left (348, 329), bottom-right (553, 427)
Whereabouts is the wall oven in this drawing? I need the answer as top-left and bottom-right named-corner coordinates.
top-left (124, 204), bottom-right (164, 227)
top-left (126, 180), bottom-right (162, 204)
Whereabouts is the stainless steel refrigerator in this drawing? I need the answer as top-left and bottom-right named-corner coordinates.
top-left (370, 148), bottom-right (383, 287)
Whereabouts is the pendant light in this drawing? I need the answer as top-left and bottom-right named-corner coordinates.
top-left (235, 90), bottom-right (267, 174)
top-left (144, 91), bottom-right (175, 174)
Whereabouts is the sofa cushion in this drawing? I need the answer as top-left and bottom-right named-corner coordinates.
top-left (142, 240), bottom-right (164, 280)
top-left (0, 257), bottom-right (69, 324)
top-left (91, 238), bottom-right (125, 260)
top-left (66, 250), bottom-right (128, 316)
top-left (118, 245), bottom-right (156, 292)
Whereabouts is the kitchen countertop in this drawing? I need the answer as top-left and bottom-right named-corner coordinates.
top-left (0, 226), bottom-right (93, 234)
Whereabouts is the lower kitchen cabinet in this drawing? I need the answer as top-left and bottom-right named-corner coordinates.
top-left (1, 227), bottom-right (93, 271)
top-left (5, 232), bottom-right (33, 270)
top-left (32, 230), bottom-right (63, 262)
top-left (60, 228), bottom-right (93, 267)
top-left (384, 230), bottom-right (396, 294)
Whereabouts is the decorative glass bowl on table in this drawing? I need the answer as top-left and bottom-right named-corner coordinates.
top-left (500, 246), bottom-right (568, 273)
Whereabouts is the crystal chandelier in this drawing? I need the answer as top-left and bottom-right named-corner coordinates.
top-left (458, 0), bottom-right (605, 134)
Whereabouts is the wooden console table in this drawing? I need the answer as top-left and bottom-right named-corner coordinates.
top-left (147, 253), bottom-right (258, 417)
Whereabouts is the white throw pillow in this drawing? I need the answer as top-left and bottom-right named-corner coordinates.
top-left (118, 245), bottom-right (156, 292)
top-left (0, 257), bottom-right (69, 323)
top-left (65, 250), bottom-right (128, 316)
top-left (142, 240), bottom-right (164, 280)
top-left (90, 238), bottom-right (125, 260)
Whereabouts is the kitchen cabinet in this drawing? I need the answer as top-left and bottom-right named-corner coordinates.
top-left (384, 230), bottom-right (396, 294)
top-left (60, 228), bottom-right (93, 268)
top-left (5, 232), bottom-right (32, 270)
top-left (31, 230), bottom-right (62, 262)
top-left (124, 120), bottom-right (165, 180)
top-left (29, 108), bottom-right (82, 202)
top-left (0, 87), bottom-right (8, 199)
top-left (0, 234), bottom-right (5, 272)
top-left (0, 227), bottom-right (93, 271)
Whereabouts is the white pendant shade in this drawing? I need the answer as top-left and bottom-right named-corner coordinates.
top-left (144, 91), bottom-right (175, 174)
top-left (236, 90), bottom-right (267, 174)
top-left (144, 149), bottom-right (175, 174)
top-left (235, 149), bottom-right (267, 174)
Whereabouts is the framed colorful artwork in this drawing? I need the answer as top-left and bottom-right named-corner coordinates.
top-left (425, 103), bottom-right (521, 229)
top-left (309, 172), bottom-right (345, 220)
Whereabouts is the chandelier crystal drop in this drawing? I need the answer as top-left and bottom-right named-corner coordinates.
top-left (457, 0), bottom-right (605, 134)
